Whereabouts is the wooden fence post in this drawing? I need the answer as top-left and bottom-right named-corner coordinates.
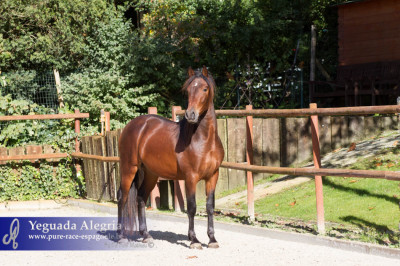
top-left (397, 97), bottom-right (400, 134)
top-left (74, 109), bottom-right (81, 173)
top-left (53, 69), bottom-right (64, 108)
top-left (246, 105), bottom-right (255, 220)
top-left (172, 106), bottom-right (185, 212)
top-left (100, 109), bottom-right (105, 135)
top-left (105, 111), bottom-right (111, 132)
top-left (148, 107), bottom-right (160, 209)
top-left (310, 103), bottom-right (325, 234)
top-left (310, 25), bottom-right (316, 104)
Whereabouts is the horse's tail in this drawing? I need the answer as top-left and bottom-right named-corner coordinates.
top-left (117, 171), bottom-right (139, 238)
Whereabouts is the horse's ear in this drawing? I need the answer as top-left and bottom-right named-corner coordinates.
top-left (202, 65), bottom-right (208, 77)
top-left (188, 67), bottom-right (195, 77)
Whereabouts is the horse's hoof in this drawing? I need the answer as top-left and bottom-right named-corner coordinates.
top-left (118, 237), bottom-right (129, 244)
top-left (190, 242), bottom-right (203, 250)
top-left (142, 237), bottom-right (153, 244)
top-left (208, 242), bottom-right (219, 249)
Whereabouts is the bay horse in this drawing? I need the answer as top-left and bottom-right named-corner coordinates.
top-left (118, 66), bottom-right (224, 249)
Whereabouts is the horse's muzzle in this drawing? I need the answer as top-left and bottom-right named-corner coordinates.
top-left (185, 109), bottom-right (199, 124)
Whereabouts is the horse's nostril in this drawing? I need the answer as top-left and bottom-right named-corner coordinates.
top-left (190, 112), bottom-right (195, 120)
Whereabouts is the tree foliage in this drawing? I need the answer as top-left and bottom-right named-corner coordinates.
top-left (62, 13), bottom-right (160, 128)
top-left (131, 0), bottom-right (338, 108)
top-left (0, 0), bottom-right (341, 200)
top-left (0, 0), bottom-right (114, 71)
top-left (1, 0), bottom-right (340, 115)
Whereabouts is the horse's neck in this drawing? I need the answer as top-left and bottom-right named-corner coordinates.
top-left (182, 105), bottom-right (218, 142)
top-left (197, 105), bottom-right (218, 136)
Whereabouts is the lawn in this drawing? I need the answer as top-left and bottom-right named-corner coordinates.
top-left (251, 145), bottom-right (400, 245)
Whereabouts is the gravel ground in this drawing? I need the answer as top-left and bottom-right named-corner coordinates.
top-left (1, 204), bottom-right (399, 266)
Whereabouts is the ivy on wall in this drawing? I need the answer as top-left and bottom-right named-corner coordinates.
top-left (0, 160), bottom-right (85, 201)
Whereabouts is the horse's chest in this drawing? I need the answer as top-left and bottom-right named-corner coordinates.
top-left (180, 143), bottom-right (223, 179)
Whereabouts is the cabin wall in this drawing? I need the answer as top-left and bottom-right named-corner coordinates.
top-left (338, 0), bottom-right (400, 66)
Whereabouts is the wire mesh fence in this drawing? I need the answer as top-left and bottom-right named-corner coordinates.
top-left (0, 70), bottom-right (59, 111)
top-left (0, 70), bottom-right (68, 149)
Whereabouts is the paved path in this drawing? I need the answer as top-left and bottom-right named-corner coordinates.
top-left (216, 131), bottom-right (400, 209)
top-left (1, 203), bottom-right (399, 265)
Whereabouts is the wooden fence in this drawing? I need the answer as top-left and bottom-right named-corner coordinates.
top-left (208, 112), bottom-right (398, 191)
top-left (200, 104), bottom-right (400, 234)
top-left (79, 130), bottom-right (122, 202)
top-left (0, 145), bottom-right (68, 164)
top-left (73, 104), bottom-right (400, 234)
top-left (106, 104), bottom-right (400, 235)
top-left (0, 110), bottom-right (89, 163)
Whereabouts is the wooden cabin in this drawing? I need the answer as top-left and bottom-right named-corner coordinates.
top-left (312, 0), bottom-right (400, 106)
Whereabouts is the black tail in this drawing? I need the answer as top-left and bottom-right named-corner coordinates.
top-left (117, 173), bottom-right (139, 238)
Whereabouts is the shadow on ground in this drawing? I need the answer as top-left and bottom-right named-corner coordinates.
top-left (97, 229), bottom-right (196, 248)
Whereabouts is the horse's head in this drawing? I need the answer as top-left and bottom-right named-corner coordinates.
top-left (182, 66), bottom-right (215, 124)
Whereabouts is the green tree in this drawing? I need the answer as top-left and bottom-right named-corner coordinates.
top-left (62, 13), bottom-right (159, 128)
top-left (131, 0), bottom-right (339, 108)
top-left (0, 0), bottom-right (115, 71)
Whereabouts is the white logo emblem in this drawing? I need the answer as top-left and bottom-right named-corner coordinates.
top-left (2, 218), bottom-right (19, 249)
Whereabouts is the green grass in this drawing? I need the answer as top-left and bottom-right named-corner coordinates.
top-left (215, 173), bottom-right (284, 199)
top-left (255, 177), bottom-right (400, 229)
top-left (250, 145), bottom-right (400, 246)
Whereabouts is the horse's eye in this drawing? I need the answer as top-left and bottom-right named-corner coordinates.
top-left (203, 88), bottom-right (207, 92)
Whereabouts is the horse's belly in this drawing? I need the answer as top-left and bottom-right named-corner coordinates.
top-left (142, 155), bottom-right (178, 179)
top-left (140, 138), bottom-right (178, 179)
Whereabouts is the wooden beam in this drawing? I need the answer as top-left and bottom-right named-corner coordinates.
top-left (53, 68), bottom-right (64, 108)
top-left (0, 153), bottom-right (68, 162)
top-left (175, 105), bottom-right (400, 117)
top-left (70, 152), bottom-right (120, 162)
top-left (310, 103), bottom-right (325, 234)
top-left (220, 161), bottom-right (400, 181)
top-left (71, 151), bottom-right (400, 181)
top-left (245, 105), bottom-right (254, 220)
top-left (310, 25), bottom-right (316, 103)
top-left (0, 113), bottom-right (89, 121)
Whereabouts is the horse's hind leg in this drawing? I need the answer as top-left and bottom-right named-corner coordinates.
top-left (205, 171), bottom-right (219, 248)
top-left (118, 162), bottom-right (138, 240)
top-left (137, 168), bottom-right (159, 243)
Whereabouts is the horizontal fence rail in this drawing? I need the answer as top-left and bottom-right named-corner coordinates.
top-left (0, 110), bottom-right (88, 164)
top-left (0, 113), bottom-right (89, 121)
top-left (69, 154), bottom-right (400, 182)
top-left (175, 105), bottom-right (400, 117)
top-left (0, 153), bottom-right (68, 162)
top-left (71, 152), bottom-right (119, 163)
top-left (220, 162), bottom-right (400, 181)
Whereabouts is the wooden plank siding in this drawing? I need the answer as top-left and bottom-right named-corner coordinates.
top-left (338, 0), bottom-right (400, 66)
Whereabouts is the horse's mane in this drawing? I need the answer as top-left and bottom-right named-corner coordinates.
top-left (182, 69), bottom-right (216, 99)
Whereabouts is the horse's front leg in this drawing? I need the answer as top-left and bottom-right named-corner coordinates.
top-left (206, 171), bottom-right (219, 248)
top-left (185, 177), bottom-right (202, 249)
